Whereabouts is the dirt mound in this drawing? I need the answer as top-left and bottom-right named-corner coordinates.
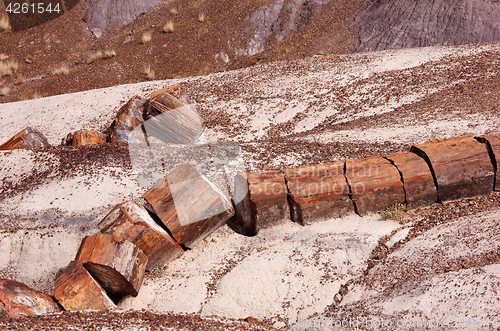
top-left (354, 0), bottom-right (500, 52)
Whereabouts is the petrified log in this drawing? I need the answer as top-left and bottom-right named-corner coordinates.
top-left (0, 127), bottom-right (50, 150)
top-left (345, 156), bottom-right (405, 216)
top-left (386, 152), bottom-right (438, 208)
top-left (54, 261), bottom-right (116, 311)
top-left (63, 130), bottom-right (107, 146)
top-left (230, 170), bottom-right (290, 234)
top-left (411, 136), bottom-right (494, 202)
top-left (283, 162), bottom-right (354, 225)
top-left (109, 95), bottom-right (148, 144)
top-left (144, 92), bottom-right (204, 144)
top-left (99, 201), bottom-right (184, 271)
top-left (143, 163), bottom-right (234, 248)
top-left (0, 278), bottom-right (61, 318)
top-left (75, 233), bottom-right (147, 301)
top-left (150, 84), bottom-right (182, 100)
top-left (476, 135), bottom-right (500, 191)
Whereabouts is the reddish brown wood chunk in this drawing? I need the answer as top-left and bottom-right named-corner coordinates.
top-left (99, 201), bottom-right (184, 271)
top-left (283, 162), bottom-right (354, 225)
top-left (109, 95), bottom-right (147, 144)
top-left (476, 135), bottom-right (500, 191)
top-left (345, 156), bottom-right (405, 216)
top-left (144, 92), bottom-right (204, 144)
top-left (54, 261), bottom-right (116, 311)
top-left (386, 152), bottom-right (438, 208)
top-left (0, 278), bottom-right (61, 318)
top-left (411, 136), bottom-right (494, 202)
top-left (63, 130), bottom-right (107, 146)
top-left (230, 170), bottom-right (290, 233)
top-left (0, 127), bottom-right (50, 150)
top-left (75, 234), bottom-right (147, 301)
top-left (149, 84), bottom-right (182, 100)
top-left (144, 163), bottom-right (234, 248)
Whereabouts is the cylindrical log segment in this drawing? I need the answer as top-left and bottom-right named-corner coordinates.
top-left (0, 127), bottom-right (50, 150)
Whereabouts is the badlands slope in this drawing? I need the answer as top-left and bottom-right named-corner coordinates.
top-left (0, 43), bottom-right (499, 329)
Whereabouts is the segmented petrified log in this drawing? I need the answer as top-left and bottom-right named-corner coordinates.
top-left (144, 92), bottom-right (204, 144)
top-left (109, 95), bottom-right (147, 144)
top-left (230, 170), bottom-right (290, 234)
top-left (62, 130), bottom-right (107, 146)
top-left (283, 162), bottom-right (354, 225)
top-left (0, 127), bottom-right (50, 150)
top-left (75, 234), bottom-right (147, 301)
top-left (476, 135), bottom-right (500, 191)
top-left (345, 156), bottom-right (405, 216)
top-left (411, 136), bottom-right (494, 202)
top-left (99, 201), bottom-right (184, 271)
top-left (386, 152), bottom-right (438, 208)
top-left (143, 163), bottom-right (234, 248)
top-left (0, 278), bottom-right (61, 318)
top-left (54, 261), bottom-right (116, 311)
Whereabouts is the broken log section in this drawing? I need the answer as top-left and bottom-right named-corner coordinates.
top-left (411, 136), bottom-right (494, 202)
top-left (386, 152), bottom-right (438, 208)
top-left (476, 135), bottom-right (500, 191)
top-left (230, 170), bottom-right (290, 235)
top-left (0, 127), bottom-right (50, 150)
top-left (54, 261), bottom-right (116, 311)
top-left (75, 233), bottom-right (147, 301)
top-left (99, 201), bottom-right (184, 271)
top-left (63, 130), bottom-right (107, 146)
top-left (144, 92), bottom-right (204, 144)
top-left (283, 162), bottom-right (354, 225)
top-left (0, 277), bottom-right (61, 318)
top-left (345, 156), bottom-right (405, 216)
top-left (144, 163), bottom-right (234, 248)
top-left (109, 95), bottom-right (147, 144)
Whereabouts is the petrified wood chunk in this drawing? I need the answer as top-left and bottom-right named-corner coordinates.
top-left (75, 234), bottom-right (147, 300)
top-left (54, 261), bottom-right (116, 311)
top-left (476, 135), bottom-right (500, 191)
top-left (230, 170), bottom-right (290, 234)
top-left (99, 201), bottom-right (184, 271)
top-left (109, 95), bottom-right (147, 144)
top-left (411, 136), bottom-right (494, 202)
top-left (345, 156), bottom-right (405, 216)
top-left (386, 152), bottom-right (438, 208)
top-left (283, 162), bottom-right (354, 225)
top-left (150, 84), bottom-right (182, 100)
top-left (0, 127), bottom-right (50, 150)
top-left (63, 130), bottom-right (107, 146)
top-left (0, 278), bottom-right (61, 318)
top-left (144, 92), bottom-right (204, 144)
top-left (143, 163), bottom-right (234, 248)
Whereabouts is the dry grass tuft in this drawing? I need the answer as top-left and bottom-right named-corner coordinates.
top-left (0, 59), bottom-right (18, 77)
top-left (52, 65), bottom-right (70, 76)
top-left (169, 8), bottom-right (179, 15)
top-left (198, 13), bottom-right (206, 22)
top-left (0, 16), bottom-right (9, 31)
top-left (141, 31), bottom-right (152, 44)
top-left (163, 20), bottom-right (174, 33)
top-left (0, 87), bottom-right (10, 96)
top-left (144, 65), bottom-right (155, 80)
top-left (103, 50), bottom-right (117, 58)
top-left (90, 50), bottom-right (104, 62)
top-left (381, 203), bottom-right (411, 224)
top-left (16, 75), bottom-right (25, 85)
top-left (0, 54), bottom-right (8, 61)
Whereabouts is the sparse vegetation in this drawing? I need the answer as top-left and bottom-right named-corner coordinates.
top-left (52, 65), bottom-right (70, 76)
top-left (0, 87), bottom-right (9, 96)
top-left (163, 20), bottom-right (174, 33)
top-left (0, 59), bottom-right (18, 77)
top-left (144, 65), bottom-right (155, 80)
top-left (0, 16), bottom-right (9, 31)
top-left (381, 203), bottom-right (411, 224)
top-left (104, 50), bottom-right (117, 58)
top-left (16, 75), bottom-right (25, 85)
top-left (0, 54), bottom-right (8, 61)
top-left (198, 13), bottom-right (206, 22)
top-left (169, 8), bottom-right (179, 15)
top-left (90, 50), bottom-right (104, 62)
top-left (141, 31), bottom-right (152, 44)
